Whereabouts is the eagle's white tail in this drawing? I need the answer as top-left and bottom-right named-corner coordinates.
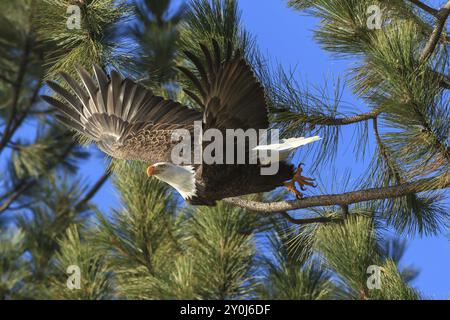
top-left (253, 136), bottom-right (321, 164)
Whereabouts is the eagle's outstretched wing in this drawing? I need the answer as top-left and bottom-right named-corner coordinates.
top-left (42, 66), bottom-right (202, 164)
top-left (178, 40), bottom-right (269, 131)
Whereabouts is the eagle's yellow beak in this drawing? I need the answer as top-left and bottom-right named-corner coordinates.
top-left (147, 165), bottom-right (155, 177)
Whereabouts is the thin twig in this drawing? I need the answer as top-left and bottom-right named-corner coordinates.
top-left (0, 181), bottom-right (35, 213)
top-left (0, 35), bottom-right (32, 154)
top-left (274, 108), bottom-right (381, 126)
top-left (312, 110), bottom-right (381, 126)
top-left (278, 211), bottom-right (342, 225)
top-left (373, 117), bottom-right (404, 183)
top-left (408, 0), bottom-right (439, 16)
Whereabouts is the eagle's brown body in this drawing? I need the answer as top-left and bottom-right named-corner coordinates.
top-left (191, 162), bottom-right (294, 205)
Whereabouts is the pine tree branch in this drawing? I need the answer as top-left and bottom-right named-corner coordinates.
top-left (310, 109), bottom-right (381, 126)
top-left (9, 79), bottom-right (43, 135)
top-left (0, 141), bottom-right (77, 214)
top-left (407, 0), bottom-right (439, 17)
top-left (341, 204), bottom-right (349, 218)
top-left (0, 35), bottom-right (32, 154)
top-left (278, 211), bottom-right (342, 225)
top-left (7, 202), bottom-right (36, 211)
top-left (274, 108), bottom-right (381, 126)
top-left (223, 174), bottom-right (449, 213)
top-left (0, 181), bottom-right (35, 213)
top-left (419, 1), bottom-right (450, 62)
top-left (0, 0), bottom-right (39, 155)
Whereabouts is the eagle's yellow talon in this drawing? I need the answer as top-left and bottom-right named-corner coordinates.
top-left (284, 181), bottom-right (303, 199)
top-left (284, 164), bottom-right (316, 199)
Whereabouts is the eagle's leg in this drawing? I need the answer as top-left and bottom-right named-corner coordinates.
top-left (284, 163), bottom-right (316, 199)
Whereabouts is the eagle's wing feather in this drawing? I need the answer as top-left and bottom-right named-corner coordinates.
top-left (42, 66), bottom-right (202, 163)
top-left (179, 39), bottom-right (269, 131)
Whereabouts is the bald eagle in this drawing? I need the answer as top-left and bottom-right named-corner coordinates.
top-left (42, 40), bottom-right (319, 205)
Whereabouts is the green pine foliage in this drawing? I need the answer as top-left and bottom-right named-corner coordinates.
top-left (314, 214), bottom-right (420, 299)
top-left (258, 221), bottom-right (335, 300)
top-left (43, 226), bottom-right (115, 299)
top-left (0, 229), bottom-right (30, 299)
top-left (131, 0), bottom-right (186, 87)
top-left (37, 0), bottom-right (128, 77)
top-left (0, 0), bottom-right (447, 300)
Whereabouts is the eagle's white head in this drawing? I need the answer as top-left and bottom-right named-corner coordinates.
top-left (146, 162), bottom-right (197, 200)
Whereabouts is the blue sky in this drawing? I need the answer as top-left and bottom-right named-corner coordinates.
top-left (81, 0), bottom-right (449, 298)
